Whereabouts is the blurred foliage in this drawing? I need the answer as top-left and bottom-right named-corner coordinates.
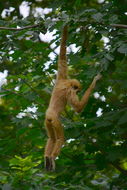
top-left (0, 0), bottom-right (127, 189)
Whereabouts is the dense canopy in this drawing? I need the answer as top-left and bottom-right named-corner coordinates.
top-left (1, 0), bottom-right (127, 189)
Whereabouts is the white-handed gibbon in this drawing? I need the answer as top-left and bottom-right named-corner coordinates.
top-left (44, 25), bottom-right (101, 171)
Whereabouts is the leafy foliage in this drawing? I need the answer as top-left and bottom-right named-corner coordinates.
top-left (0, 0), bottom-right (127, 189)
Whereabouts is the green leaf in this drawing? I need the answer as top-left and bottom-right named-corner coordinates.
top-left (106, 147), bottom-right (122, 162)
top-left (118, 111), bottom-right (127, 125)
top-left (117, 44), bottom-right (127, 54)
top-left (92, 13), bottom-right (103, 22)
top-left (105, 54), bottom-right (114, 61)
top-left (2, 184), bottom-right (12, 190)
top-left (16, 127), bottom-right (28, 137)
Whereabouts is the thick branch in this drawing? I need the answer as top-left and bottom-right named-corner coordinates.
top-left (0, 24), bottom-right (41, 31)
top-left (110, 24), bottom-right (127, 29)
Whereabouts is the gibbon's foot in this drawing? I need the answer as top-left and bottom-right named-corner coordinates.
top-left (44, 157), bottom-right (55, 171)
top-left (50, 157), bottom-right (55, 171)
top-left (44, 157), bottom-right (51, 171)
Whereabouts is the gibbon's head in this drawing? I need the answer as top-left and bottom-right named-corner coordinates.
top-left (70, 79), bottom-right (81, 92)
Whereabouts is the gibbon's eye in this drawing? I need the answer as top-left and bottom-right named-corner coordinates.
top-left (73, 85), bottom-right (78, 90)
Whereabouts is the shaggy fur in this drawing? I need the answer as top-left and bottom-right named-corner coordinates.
top-left (44, 25), bottom-right (101, 171)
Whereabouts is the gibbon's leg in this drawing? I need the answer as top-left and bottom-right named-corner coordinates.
top-left (50, 118), bottom-right (65, 170)
top-left (44, 119), bottom-right (56, 170)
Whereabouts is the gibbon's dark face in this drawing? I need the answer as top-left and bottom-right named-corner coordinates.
top-left (73, 85), bottom-right (81, 93)
top-left (70, 79), bottom-right (81, 93)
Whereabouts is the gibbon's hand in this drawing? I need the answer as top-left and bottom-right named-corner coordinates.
top-left (93, 73), bottom-right (102, 82)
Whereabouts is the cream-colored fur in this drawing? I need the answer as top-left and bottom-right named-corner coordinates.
top-left (44, 25), bottom-right (101, 171)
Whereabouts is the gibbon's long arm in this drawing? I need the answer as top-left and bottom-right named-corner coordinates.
top-left (56, 25), bottom-right (68, 81)
top-left (69, 74), bottom-right (102, 113)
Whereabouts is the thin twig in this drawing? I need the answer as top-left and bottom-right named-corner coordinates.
top-left (0, 23), bottom-right (127, 31)
top-left (1, 88), bottom-right (42, 106)
top-left (110, 24), bottom-right (127, 29)
top-left (46, 72), bottom-right (55, 86)
top-left (0, 24), bottom-right (42, 31)
top-left (21, 79), bottom-right (44, 99)
top-left (75, 131), bottom-right (127, 176)
top-left (111, 162), bottom-right (127, 176)
top-left (92, 141), bottom-right (127, 176)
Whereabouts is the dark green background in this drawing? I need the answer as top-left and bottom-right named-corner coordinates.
top-left (0, 0), bottom-right (127, 189)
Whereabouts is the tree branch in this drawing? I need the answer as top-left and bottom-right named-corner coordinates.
top-left (80, 138), bottom-right (127, 176)
top-left (111, 162), bottom-right (127, 176)
top-left (21, 79), bottom-right (44, 99)
top-left (1, 88), bottom-right (42, 106)
top-left (110, 24), bottom-right (127, 29)
top-left (0, 23), bottom-right (127, 31)
top-left (0, 24), bottom-right (42, 31)
top-left (92, 142), bottom-right (127, 176)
